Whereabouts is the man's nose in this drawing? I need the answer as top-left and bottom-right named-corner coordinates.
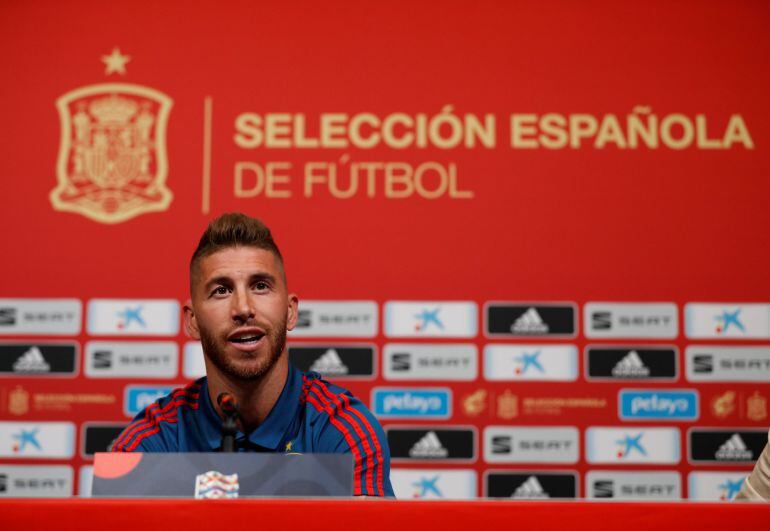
top-left (231, 289), bottom-right (256, 322)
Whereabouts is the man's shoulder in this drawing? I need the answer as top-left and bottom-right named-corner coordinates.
top-left (297, 370), bottom-right (393, 497)
top-left (111, 379), bottom-right (205, 452)
top-left (298, 371), bottom-right (384, 443)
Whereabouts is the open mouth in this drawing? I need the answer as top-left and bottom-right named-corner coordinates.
top-left (228, 329), bottom-right (266, 345)
top-left (230, 335), bottom-right (263, 344)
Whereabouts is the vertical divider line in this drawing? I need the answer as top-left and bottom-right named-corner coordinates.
top-left (202, 96), bottom-right (213, 214)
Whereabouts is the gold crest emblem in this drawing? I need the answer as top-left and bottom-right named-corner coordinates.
top-left (51, 82), bottom-right (173, 223)
top-left (462, 389), bottom-right (487, 416)
top-left (747, 391), bottom-right (767, 422)
top-left (496, 389), bottom-right (518, 420)
top-left (711, 390), bottom-right (736, 419)
top-left (9, 385), bottom-right (30, 416)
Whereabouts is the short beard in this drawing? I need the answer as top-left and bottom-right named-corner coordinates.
top-left (200, 318), bottom-right (287, 382)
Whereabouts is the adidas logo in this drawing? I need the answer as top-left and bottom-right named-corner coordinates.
top-left (512, 475), bottom-right (549, 499)
top-left (715, 434), bottom-right (753, 460)
top-left (511, 308), bottom-right (549, 334)
top-left (12, 346), bottom-right (51, 373)
top-left (611, 350), bottom-right (650, 377)
top-left (309, 349), bottom-right (349, 376)
top-left (408, 431), bottom-right (449, 458)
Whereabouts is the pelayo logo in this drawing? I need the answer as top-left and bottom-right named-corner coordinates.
top-left (372, 388), bottom-right (451, 419)
top-left (619, 390), bottom-right (699, 421)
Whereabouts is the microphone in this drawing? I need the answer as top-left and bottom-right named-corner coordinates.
top-left (217, 392), bottom-right (239, 453)
top-left (218, 392), bottom-right (238, 415)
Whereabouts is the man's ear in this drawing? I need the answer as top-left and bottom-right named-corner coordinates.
top-left (286, 293), bottom-right (299, 331)
top-left (183, 300), bottom-right (200, 339)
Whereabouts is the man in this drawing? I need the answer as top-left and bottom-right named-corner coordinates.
top-left (112, 212), bottom-right (393, 497)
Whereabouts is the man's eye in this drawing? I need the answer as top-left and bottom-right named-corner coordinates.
top-left (213, 286), bottom-right (229, 295)
top-left (254, 281), bottom-right (269, 291)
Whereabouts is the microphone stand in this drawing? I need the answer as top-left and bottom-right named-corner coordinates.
top-left (218, 393), bottom-right (239, 453)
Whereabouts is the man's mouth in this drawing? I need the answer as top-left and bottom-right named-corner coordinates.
top-left (230, 336), bottom-right (262, 344)
top-left (228, 328), bottom-right (266, 345)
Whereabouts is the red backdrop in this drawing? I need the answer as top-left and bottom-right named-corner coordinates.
top-left (0, 0), bottom-right (768, 499)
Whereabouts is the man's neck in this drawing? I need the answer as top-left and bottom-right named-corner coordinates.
top-left (206, 358), bottom-right (289, 433)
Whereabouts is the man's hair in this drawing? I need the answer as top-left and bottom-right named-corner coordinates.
top-left (190, 212), bottom-right (284, 287)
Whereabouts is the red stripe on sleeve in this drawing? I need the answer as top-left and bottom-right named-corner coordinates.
top-left (114, 385), bottom-right (199, 451)
top-left (313, 382), bottom-right (380, 496)
top-left (306, 393), bottom-right (363, 495)
top-left (340, 393), bottom-right (385, 496)
top-left (113, 391), bottom-right (185, 451)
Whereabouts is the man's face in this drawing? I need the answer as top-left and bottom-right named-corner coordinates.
top-left (184, 246), bottom-right (298, 382)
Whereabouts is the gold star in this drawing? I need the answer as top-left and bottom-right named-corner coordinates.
top-left (102, 47), bottom-right (131, 75)
top-left (284, 441), bottom-right (293, 452)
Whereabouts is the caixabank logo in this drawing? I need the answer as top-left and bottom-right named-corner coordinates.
top-left (50, 48), bottom-right (173, 223)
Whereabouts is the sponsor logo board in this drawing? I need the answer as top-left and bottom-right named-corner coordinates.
top-left (87, 299), bottom-right (180, 336)
top-left (485, 303), bottom-right (576, 337)
top-left (483, 345), bottom-right (577, 381)
top-left (586, 427), bottom-right (680, 464)
top-left (585, 471), bottom-right (681, 500)
top-left (82, 424), bottom-right (129, 457)
top-left (685, 303), bottom-right (770, 339)
top-left (85, 341), bottom-right (178, 378)
top-left (387, 427), bottom-right (475, 461)
top-left (688, 429), bottom-right (768, 464)
top-left (0, 465), bottom-right (73, 497)
top-left (483, 426), bottom-right (579, 463)
top-left (123, 385), bottom-right (174, 417)
top-left (0, 386), bottom-right (116, 417)
top-left (0, 422), bottom-right (75, 459)
top-left (371, 388), bottom-right (451, 419)
top-left (383, 344), bottom-right (477, 381)
top-left (79, 466), bottom-right (94, 497)
top-left (384, 301), bottom-right (477, 338)
top-left (183, 341), bottom-right (206, 379)
top-left (290, 301), bottom-right (378, 337)
top-left (688, 472), bottom-right (748, 501)
top-left (484, 471), bottom-right (577, 499)
top-left (0, 299), bottom-right (81, 335)
top-left (585, 346), bottom-right (677, 380)
top-left (618, 390), bottom-right (699, 421)
top-left (0, 343), bottom-right (78, 377)
top-left (584, 303), bottom-right (678, 339)
top-left (390, 469), bottom-right (476, 499)
top-left (685, 346), bottom-right (770, 382)
top-left (288, 344), bottom-right (375, 379)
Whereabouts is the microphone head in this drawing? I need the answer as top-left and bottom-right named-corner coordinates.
top-left (217, 392), bottom-right (237, 414)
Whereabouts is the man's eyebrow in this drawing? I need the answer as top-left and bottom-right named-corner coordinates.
top-left (249, 272), bottom-right (277, 284)
top-left (204, 276), bottom-right (234, 290)
top-left (204, 272), bottom-right (278, 290)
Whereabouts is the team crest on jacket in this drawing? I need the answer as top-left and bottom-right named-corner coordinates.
top-left (51, 83), bottom-right (173, 223)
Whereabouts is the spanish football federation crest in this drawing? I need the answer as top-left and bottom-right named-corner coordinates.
top-left (51, 82), bottom-right (173, 223)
